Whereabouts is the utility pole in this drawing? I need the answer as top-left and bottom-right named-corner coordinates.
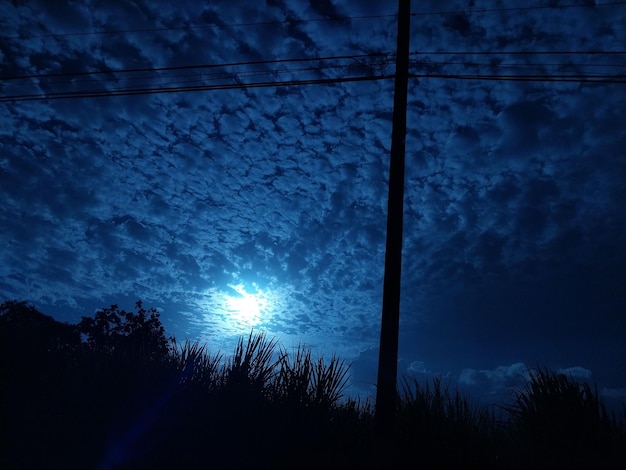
top-left (375, 0), bottom-right (410, 465)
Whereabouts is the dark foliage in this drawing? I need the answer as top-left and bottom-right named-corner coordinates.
top-left (78, 301), bottom-right (169, 360)
top-left (502, 366), bottom-right (626, 470)
top-left (1, 300), bottom-right (624, 469)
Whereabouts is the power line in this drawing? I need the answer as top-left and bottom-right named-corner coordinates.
top-left (4, 2), bottom-right (624, 41)
top-left (4, 61), bottom-right (620, 97)
top-left (2, 47), bottom-right (623, 103)
top-left (1, 62), bottom-right (362, 90)
top-left (0, 14), bottom-right (398, 40)
top-left (6, 54), bottom-right (620, 97)
top-left (2, 71), bottom-right (624, 103)
top-left (0, 74), bottom-right (395, 103)
top-left (0, 53), bottom-right (392, 81)
top-left (409, 72), bottom-right (626, 83)
top-left (408, 58), bottom-right (626, 77)
top-left (410, 50), bottom-right (626, 55)
top-left (411, 1), bottom-right (626, 16)
top-left (410, 59), bottom-right (625, 70)
top-left (3, 50), bottom-right (621, 82)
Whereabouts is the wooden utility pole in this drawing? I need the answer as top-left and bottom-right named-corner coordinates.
top-left (375, 0), bottom-right (411, 464)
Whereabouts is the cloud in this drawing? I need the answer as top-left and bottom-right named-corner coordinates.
top-left (1, 0), bottom-right (624, 408)
top-left (458, 363), bottom-right (530, 403)
top-left (457, 363), bottom-right (603, 407)
top-left (460, 362), bottom-right (528, 384)
top-left (347, 347), bottom-right (379, 399)
top-left (560, 366), bottom-right (594, 381)
top-left (601, 388), bottom-right (626, 400)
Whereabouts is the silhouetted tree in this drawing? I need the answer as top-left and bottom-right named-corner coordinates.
top-left (2, 299), bottom-right (623, 469)
top-left (0, 299), bottom-right (80, 360)
top-left (0, 301), bottom-right (85, 468)
top-left (78, 300), bottom-right (169, 360)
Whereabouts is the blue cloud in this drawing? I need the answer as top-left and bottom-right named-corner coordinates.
top-left (1, 0), bottom-right (624, 407)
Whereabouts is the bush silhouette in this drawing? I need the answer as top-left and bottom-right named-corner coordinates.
top-left (1, 300), bottom-right (624, 469)
top-left (78, 301), bottom-right (169, 360)
top-left (504, 366), bottom-right (626, 469)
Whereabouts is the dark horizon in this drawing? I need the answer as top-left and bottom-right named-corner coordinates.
top-left (2, 299), bottom-right (625, 469)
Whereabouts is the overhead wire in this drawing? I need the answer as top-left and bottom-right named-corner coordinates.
top-left (409, 55), bottom-right (626, 78)
top-left (3, 1), bottom-right (625, 40)
top-left (3, 61), bottom-right (376, 94)
top-left (411, 1), bottom-right (626, 17)
top-left (0, 74), bottom-right (396, 102)
top-left (409, 50), bottom-right (626, 55)
top-left (2, 67), bottom-right (624, 103)
top-left (0, 53), bottom-right (393, 81)
top-left (0, 52), bottom-right (396, 101)
top-left (0, 62), bottom-right (359, 90)
top-left (1, 50), bottom-right (621, 84)
top-left (1, 3), bottom-right (624, 102)
top-left (0, 50), bottom-right (396, 101)
top-left (410, 60), bottom-right (625, 72)
top-left (408, 73), bottom-right (626, 84)
top-left (2, 50), bottom-right (621, 82)
top-left (0, 14), bottom-right (398, 40)
top-left (2, 70), bottom-right (624, 103)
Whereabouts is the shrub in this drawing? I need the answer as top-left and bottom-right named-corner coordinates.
top-left (504, 366), bottom-right (626, 469)
top-left (78, 301), bottom-right (169, 361)
top-left (395, 376), bottom-right (500, 468)
top-left (273, 342), bottom-right (350, 409)
top-left (169, 338), bottom-right (222, 391)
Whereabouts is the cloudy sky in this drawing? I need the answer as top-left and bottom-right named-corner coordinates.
top-left (1, 0), bottom-right (625, 409)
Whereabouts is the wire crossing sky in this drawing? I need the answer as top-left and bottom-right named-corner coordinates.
top-left (2, 1), bottom-right (625, 40)
top-left (1, 0), bottom-right (625, 410)
top-left (2, 48), bottom-right (624, 102)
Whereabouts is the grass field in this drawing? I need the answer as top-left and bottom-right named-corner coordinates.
top-left (1, 300), bottom-right (624, 469)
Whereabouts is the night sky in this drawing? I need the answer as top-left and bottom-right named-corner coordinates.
top-left (1, 0), bottom-right (625, 410)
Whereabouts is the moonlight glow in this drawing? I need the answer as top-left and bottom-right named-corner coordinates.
top-left (225, 284), bottom-right (266, 328)
top-left (197, 282), bottom-right (276, 333)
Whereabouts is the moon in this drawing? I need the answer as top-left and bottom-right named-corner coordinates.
top-left (225, 284), bottom-right (267, 328)
top-left (197, 282), bottom-right (279, 336)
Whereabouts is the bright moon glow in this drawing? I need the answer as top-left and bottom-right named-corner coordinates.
top-left (198, 282), bottom-right (281, 335)
top-left (224, 284), bottom-right (267, 328)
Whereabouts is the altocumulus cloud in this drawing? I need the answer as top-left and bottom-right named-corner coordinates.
top-left (1, 0), bottom-right (624, 403)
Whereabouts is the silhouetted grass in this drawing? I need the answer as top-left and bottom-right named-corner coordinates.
top-left (393, 376), bottom-right (503, 468)
top-left (501, 366), bottom-right (626, 469)
top-left (1, 300), bottom-right (624, 469)
top-left (273, 341), bottom-right (350, 408)
top-left (169, 338), bottom-right (222, 385)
